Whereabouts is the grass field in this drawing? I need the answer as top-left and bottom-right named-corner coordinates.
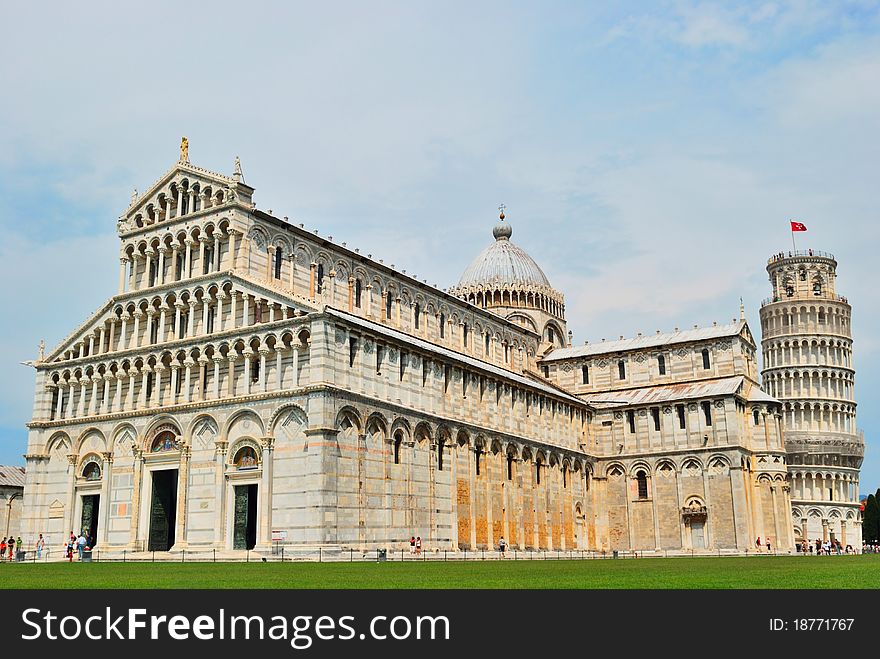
top-left (2, 556), bottom-right (879, 589)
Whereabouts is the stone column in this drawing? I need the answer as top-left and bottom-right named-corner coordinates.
top-left (255, 437), bottom-right (275, 552)
top-left (267, 245), bottom-right (276, 281)
top-left (114, 374), bottom-right (123, 413)
top-left (213, 235), bottom-right (221, 272)
top-left (98, 327), bottom-right (106, 355)
top-left (268, 302), bottom-right (276, 323)
top-left (158, 247), bottom-right (167, 286)
top-left (77, 377), bottom-right (88, 417)
top-left (97, 452), bottom-right (112, 548)
top-left (198, 236), bottom-right (208, 276)
top-left (188, 301), bottom-right (198, 338)
top-left (212, 357), bottom-right (223, 399)
top-left (199, 191), bottom-right (207, 213)
top-left (184, 239), bottom-right (194, 279)
top-left (243, 350), bottom-right (253, 395)
top-left (188, 189), bottom-right (196, 216)
top-left (138, 366), bottom-right (150, 409)
top-left (216, 292), bottom-right (226, 333)
top-left (118, 257), bottom-right (129, 294)
top-left (144, 247), bottom-right (156, 286)
top-left (176, 187), bottom-right (183, 217)
top-left (131, 310), bottom-right (143, 350)
top-left (101, 374), bottom-right (112, 414)
top-left (198, 356), bottom-right (208, 401)
top-left (174, 302), bottom-right (184, 340)
top-left (288, 253), bottom-right (296, 290)
top-left (107, 320), bottom-right (115, 355)
top-left (171, 246), bottom-right (180, 281)
top-left (173, 445), bottom-right (191, 550)
top-left (158, 305), bottom-right (168, 343)
top-left (88, 375), bottom-right (99, 416)
top-left (214, 442), bottom-right (228, 548)
top-left (242, 294), bottom-right (250, 327)
top-left (291, 346), bottom-right (300, 387)
top-left (227, 355), bottom-right (237, 396)
top-left (202, 299), bottom-right (210, 334)
top-left (259, 349), bottom-right (269, 392)
top-left (183, 359), bottom-right (193, 403)
top-left (275, 348), bottom-right (283, 390)
top-left (153, 365), bottom-right (164, 407)
top-left (169, 365), bottom-right (180, 406)
top-left (55, 383), bottom-right (65, 419)
top-left (227, 230), bottom-right (238, 270)
top-left (229, 292), bottom-right (238, 330)
top-left (119, 312), bottom-right (129, 351)
top-left (127, 448), bottom-right (144, 551)
top-left (63, 454), bottom-right (77, 542)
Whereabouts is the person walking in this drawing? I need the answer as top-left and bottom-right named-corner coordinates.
top-left (7, 536), bottom-right (15, 561)
top-left (499, 536), bottom-right (507, 557)
top-left (36, 534), bottom-right (44, 559)
top-left (755, 536), bottom-right (761, 552)
top-left (66, 536), bottom-right (74, 562)
top-left (0, 538), bottom-right (6, 561)
top-left (76, 533), bottom-right (86, 561)
top-left (16, 536), bottom-right (23, 561)
top-left (415, 536), bottom-right (422, 556)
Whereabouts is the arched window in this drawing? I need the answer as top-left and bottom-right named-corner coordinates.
top-left (618, 360), bottom-right (626, 380)
top-left (657, 354), bottom-right (666, 375)
top-left (636, 470), bottom-right (648, 499)
top-left (701, 401), bottom-right (712, 426)
top-left (151, 430), bottom-right (179, 453)
top-left (813, 281), bottom-right (822, 296)
top-left (582, 364), bottom-right (589, 384)
top-left (234, 446), bottom-right (258, 469)
top-left (176, 253), bottom-right (184, 280)
top-left (507, 455), bottom-right (514, 481)
top-left (701, 348), bottom-right (711, 370)
top-left (414, 303), bottom-right (421, 329)
top-left (437, 438), bottom-right (445, 471)
top-left (82, 461), bottom-right (101, 481)
top-left (474, 446), bottom-right (482, 476)
top-left (354, 279), bottom-right (362, 308)
top-left (316, 263), bottom-right (324, 294)
top-left (536, 457), bottom-right (543, 485)
top-left (393, 433), bottom-right (402, 465)
top-left (439, 313), bottom-right (445, 338)
top-left (626, 410), bottom-right (635, 433)
top-left (462, 323), bottom-right (469, 347)
top-left (563, 465), bottom-right (568, 489)
top-left (273, 247), bottom-right (283, 279)
top-left (251, 357), bottom-right (260, 383)
top-left (385, 292), bottom-right (393, 319)
top-left (204, 246), bottom-right (214, 275)
top-left (799, 269), bottom-right (807, 281)
top-left (485, 332), bottom-right (490, 355)
top-left (753, 409), bottom-right (760, 425)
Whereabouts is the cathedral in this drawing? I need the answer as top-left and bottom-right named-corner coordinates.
top-left (19, 145), bottom-right (862, 555)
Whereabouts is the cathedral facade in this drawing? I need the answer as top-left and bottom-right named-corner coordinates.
top-left (22, 150), bottom-right (840, 555)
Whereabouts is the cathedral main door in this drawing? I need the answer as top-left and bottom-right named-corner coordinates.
top-left (233, 484), bottom-right (258, 550)
top-left (148, 470), bottom-right (178, 551)
top-left (80, 494), bottom-right (99, 545)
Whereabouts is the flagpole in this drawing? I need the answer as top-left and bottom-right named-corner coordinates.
top-left (791, 227), bottom-right (796, 253)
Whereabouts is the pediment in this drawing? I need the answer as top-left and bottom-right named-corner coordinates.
top-left (41, 272), bottom-right (316, 367)
top-left (739, 321), bottom-right (755, 347)
top-left (118, 160), bottom-right (255, 234)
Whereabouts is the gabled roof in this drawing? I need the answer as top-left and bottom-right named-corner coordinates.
top-left (542, 320), bottom-right (752, 362)
top-left (0, 465), bottom-right (25, 489)
top-left (326, 308), bottom-right (588, 407)
top-left (584, 375), bottom-right (777, 409)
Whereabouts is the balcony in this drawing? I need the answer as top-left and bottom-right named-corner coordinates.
top-left (767, 250), bottom-right (835, 265)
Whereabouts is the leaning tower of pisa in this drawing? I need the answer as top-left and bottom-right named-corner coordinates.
top-left (759, 250), bottom-right (864, 549)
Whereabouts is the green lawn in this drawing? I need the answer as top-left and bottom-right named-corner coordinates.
top-left (2, 556), bottom-right (879, 589)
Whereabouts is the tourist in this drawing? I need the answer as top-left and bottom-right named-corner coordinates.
top-left (766, 539), bottom-right (771, 553)
top-left (36, 534), bottom-right (44, 559)
top-left (66, 535), bottom-right (74, 562)
top-left (409, 536), bottom-right (415, 555)
top-left (755, 536), bottom-right (761, 551)
top-left (0, 538), bottom-right (6, 561)
top-left (8, 536), bottom-right (15, 561)
top-left (415, 536), bottom-right (422, 556)
top-left (16, 536), bottom-right (23, 560)
top-left (499, 536), bottom-right (507, 557)
top-left (76, 533), bottom-right (86, 560)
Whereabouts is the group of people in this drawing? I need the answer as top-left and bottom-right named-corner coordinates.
top-left (797, 538), bottom-right (857, 555)
top-left (408, 536), bottom-right (423, 556)
top-left (0, 536), bottom-right (23, 561)
top-left (1, 534), bottom-right (47, 562)
top-left (65, 532), bottom-right (92, 561)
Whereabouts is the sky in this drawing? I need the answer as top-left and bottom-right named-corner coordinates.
top-left (1, 1), bottom-right (878, 490)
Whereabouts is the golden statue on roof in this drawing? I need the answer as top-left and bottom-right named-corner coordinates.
top-left (180, 136), bottom-right (189, 163)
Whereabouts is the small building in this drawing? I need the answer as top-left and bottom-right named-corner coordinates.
top-left (1, 465), bottom-right (26, 539)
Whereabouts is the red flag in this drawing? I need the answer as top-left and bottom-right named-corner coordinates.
top-left (790, 221), bottom-right (807, 232)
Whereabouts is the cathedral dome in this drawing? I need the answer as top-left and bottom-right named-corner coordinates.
top-left (456, 217), bottom-right (551, 289)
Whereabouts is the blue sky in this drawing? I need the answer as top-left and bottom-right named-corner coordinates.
top-left (1, 1), bottom-right (878, 490)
